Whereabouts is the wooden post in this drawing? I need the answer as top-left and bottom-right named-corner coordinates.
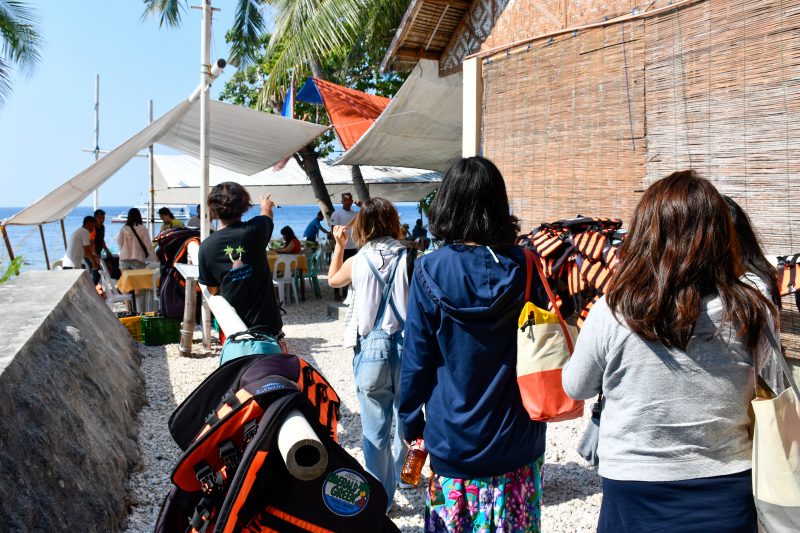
top-left (38, 225), bottom-right (50, 270)
top-left (60, 219), bottom-right (67, 249)
top-left (462, 57), bottom-right (484, 157)
top-left (179, 278), bottom-right (198, 357)
top-left (1, 225), bottom-right (14, 261)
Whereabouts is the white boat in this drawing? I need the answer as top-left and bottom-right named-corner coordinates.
top-left (111, 204), bottom-right (194, 224)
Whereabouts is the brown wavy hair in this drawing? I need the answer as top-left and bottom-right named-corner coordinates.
top-left (351, 197), bottom-right (402, 246)
top-left (606, 170), bottom-right (774, 351)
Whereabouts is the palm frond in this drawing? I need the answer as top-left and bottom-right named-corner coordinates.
top-left (261, 0), bottom-right (366, 98)
top-left (140, 0), bottom-right (186, 28)
top-left (0, 0), bottom-right (41, 69)
top-left (227, 0), bottom-right (268, 67)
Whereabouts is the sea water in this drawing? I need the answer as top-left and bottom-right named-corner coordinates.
top-left (0, 203), bottom-right (427, 272)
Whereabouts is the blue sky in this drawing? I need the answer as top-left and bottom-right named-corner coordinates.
top-left (0, 1), bottom-right (267, 208)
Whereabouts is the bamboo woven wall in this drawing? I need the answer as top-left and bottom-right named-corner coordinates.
top-left (482, 19), bottom-right (647, 228)
top-left (642, 0), bottom-right (800, 357)
top-left (480, 0), bottom-right (800, 356)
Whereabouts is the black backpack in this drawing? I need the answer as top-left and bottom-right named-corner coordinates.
top-left (156, 354), bottom-right (398, 533)
top-left (155, 228), bottom-right (200, 319)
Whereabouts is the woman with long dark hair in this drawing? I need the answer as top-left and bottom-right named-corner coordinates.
top-left (117, 208), bottom-right (155, 270)
top-left (724, 195), bottom-right (781, 306)
top-left (274, 225), bottom-right (302, 255)
top-left (399, 157), bottom-right (548, 532)
top-left (328, 197), bottom-right (411, 511)
top-left (563, 170), bottom-right (778, 532)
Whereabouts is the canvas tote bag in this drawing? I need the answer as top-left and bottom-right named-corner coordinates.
top-left (516, 249), bottom-right (583, 422)
top-left (752, 328), bottom-right (800, 531)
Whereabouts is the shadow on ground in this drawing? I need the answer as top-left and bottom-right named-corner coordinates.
top-left (543, 461), bottom-right (602, 505)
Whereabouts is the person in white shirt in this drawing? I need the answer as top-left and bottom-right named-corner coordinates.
top-left (117, 208), bottom-right (155, 270)
top-left (329, 192), bottom-right (359, 301)
top-left (63, 216), bottom-right (99, 271)
top-left (187, 204), bottom-right (201, 228)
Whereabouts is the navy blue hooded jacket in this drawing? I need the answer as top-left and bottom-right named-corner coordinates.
top-left (399, 244), bottom-right (548, 478)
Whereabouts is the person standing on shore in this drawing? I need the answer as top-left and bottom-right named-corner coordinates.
top-left (399, 157), bottom-right (548, 532)
top-left (330, 192), bottom-right (358, 301)
top-left (187, 205), bottom-right (201, 228)
top-left (198, 182), bottom-right (282, 334)
top-left (328, 197), bottom-right (411, 511)
top-left (63, 216), bottom-right (100, 272)
top-left (89, 209), bottom-right (112, 284)
top-left (117, 208), bottom-right (155, 271)
top-left (563, 170), bottom-right (778, 533)
top-left (302, 211), bottom-right (331, 251)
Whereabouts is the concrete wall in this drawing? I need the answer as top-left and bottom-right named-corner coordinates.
top-left (0, 270), bottom-right (145, 532)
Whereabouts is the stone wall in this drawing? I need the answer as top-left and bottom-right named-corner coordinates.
top-left (0, 270), bottom-right (145, 532)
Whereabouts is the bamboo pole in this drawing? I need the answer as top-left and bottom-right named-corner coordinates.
top-left (179, 278), bottom-right (198, 357)
top-left (469, 0), bottom-right (704, 62)
top-left (39, 225), bottom-right (50, 270)
top-left (60, 219), bottom-right (67, 249)
top-left (1, 225), bottom-right (14, 261)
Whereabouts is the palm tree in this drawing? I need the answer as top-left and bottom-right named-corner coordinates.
top-left (142, 0), bottom-right (409, 214)
top-left (0, 1), bottom-right (41, 107)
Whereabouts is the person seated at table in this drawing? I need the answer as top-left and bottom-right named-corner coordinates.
top-left (118, 208), bottom-right (156, 270)
top-left (158, 207), bottom-right (184, 234)
top-left (274, 226), bottom-right (302, 255)
top-left (198, 182), bottom-right (282, 334)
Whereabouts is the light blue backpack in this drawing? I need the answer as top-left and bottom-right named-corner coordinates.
top-left (219, 326), bottom-right (285, 366)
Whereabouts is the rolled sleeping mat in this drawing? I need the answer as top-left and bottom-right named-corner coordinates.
top-left (277, 409), bottom-right (329, 480)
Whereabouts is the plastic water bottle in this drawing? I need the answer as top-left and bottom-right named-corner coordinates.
top-left (400, 439), bottom-right (427, 486)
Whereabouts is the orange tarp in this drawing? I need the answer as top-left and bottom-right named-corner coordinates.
top-left (312, 78), bottom-right (390, 150)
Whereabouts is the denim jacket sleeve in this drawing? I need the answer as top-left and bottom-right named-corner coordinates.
top-left (399, 268), bottom-right (439, 441)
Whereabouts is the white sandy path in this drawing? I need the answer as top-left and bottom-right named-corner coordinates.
top-left (123, 284), bottom-right (601, 532)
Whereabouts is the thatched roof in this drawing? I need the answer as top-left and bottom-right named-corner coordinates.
top-left (381, 0), bottom-right (473, 72)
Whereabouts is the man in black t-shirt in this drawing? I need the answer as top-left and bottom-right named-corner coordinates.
top-left (198, 183), bottom-right (282, 334)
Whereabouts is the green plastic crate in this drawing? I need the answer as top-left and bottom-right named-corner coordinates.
top-left (141, 315), bottom-right (181, 346)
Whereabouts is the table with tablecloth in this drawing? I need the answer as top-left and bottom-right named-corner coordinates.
top-left (117, 268), bottom-right (159, 312)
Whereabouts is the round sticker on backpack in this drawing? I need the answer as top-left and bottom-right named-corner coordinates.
top-left (321, 468), bottom-right (370, 516)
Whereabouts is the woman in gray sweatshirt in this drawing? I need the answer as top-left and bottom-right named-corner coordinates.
top-left (563, 170), bottom-right (778, 533)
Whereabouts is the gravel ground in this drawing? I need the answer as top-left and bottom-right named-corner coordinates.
top-left (123, 281), bottom-right (601, 532)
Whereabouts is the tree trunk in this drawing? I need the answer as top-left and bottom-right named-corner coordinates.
top-left (351, 165), bottom-right (370, 203)
top-left (308, 57), bottom-right (368, 202)
top-left (295, 145), bottom-right (334, 224)
top-left (309, 55), bottom-right (326, 80)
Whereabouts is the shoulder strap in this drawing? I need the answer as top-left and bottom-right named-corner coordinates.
top-left (130, 225), bottom-right (149, 257)
top-left (364, 251), bottom-right (405, 331)
top-left (762, 327), bottom-right (800, 399)
top-left (524, 248), bottom-right (574, 354)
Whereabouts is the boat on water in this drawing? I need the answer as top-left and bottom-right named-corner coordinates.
top-left (111, 204), bottom-right (194, 224)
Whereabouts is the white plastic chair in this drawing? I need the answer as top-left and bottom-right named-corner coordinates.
top-left (272, 254), bottom-right (298, 305)
top-left (99, 259), bottom-right (133, 312)
top-left (52, 260), bottom-right (63, 270)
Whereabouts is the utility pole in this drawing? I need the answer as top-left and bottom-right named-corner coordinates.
top-left (93, 74), bottom-right (100, 210)
top-left (199, 0), bottom-right (212, 241)
top-left (148, 100), bottom-right (155, 238)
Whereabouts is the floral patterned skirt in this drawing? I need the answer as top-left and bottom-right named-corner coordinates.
top-left (425, 455), bottom-right (544, 533)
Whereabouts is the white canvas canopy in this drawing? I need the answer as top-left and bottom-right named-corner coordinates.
top-left (335, 59), bottom-right (462, 172)
top-left (3, 99), bottom-right (328, 226)
top-left (153, 154), bottom-right (441, 205)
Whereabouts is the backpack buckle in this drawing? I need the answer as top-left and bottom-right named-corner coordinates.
top-left (242, 420), bottom-right (258, 447)
top-left (194, 462), bottom-right (218, 495)
top-left (219, 440), bottom-right (240, 473)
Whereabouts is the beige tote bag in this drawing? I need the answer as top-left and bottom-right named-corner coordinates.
top-left (752, 330), bottom-right (800, 532)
